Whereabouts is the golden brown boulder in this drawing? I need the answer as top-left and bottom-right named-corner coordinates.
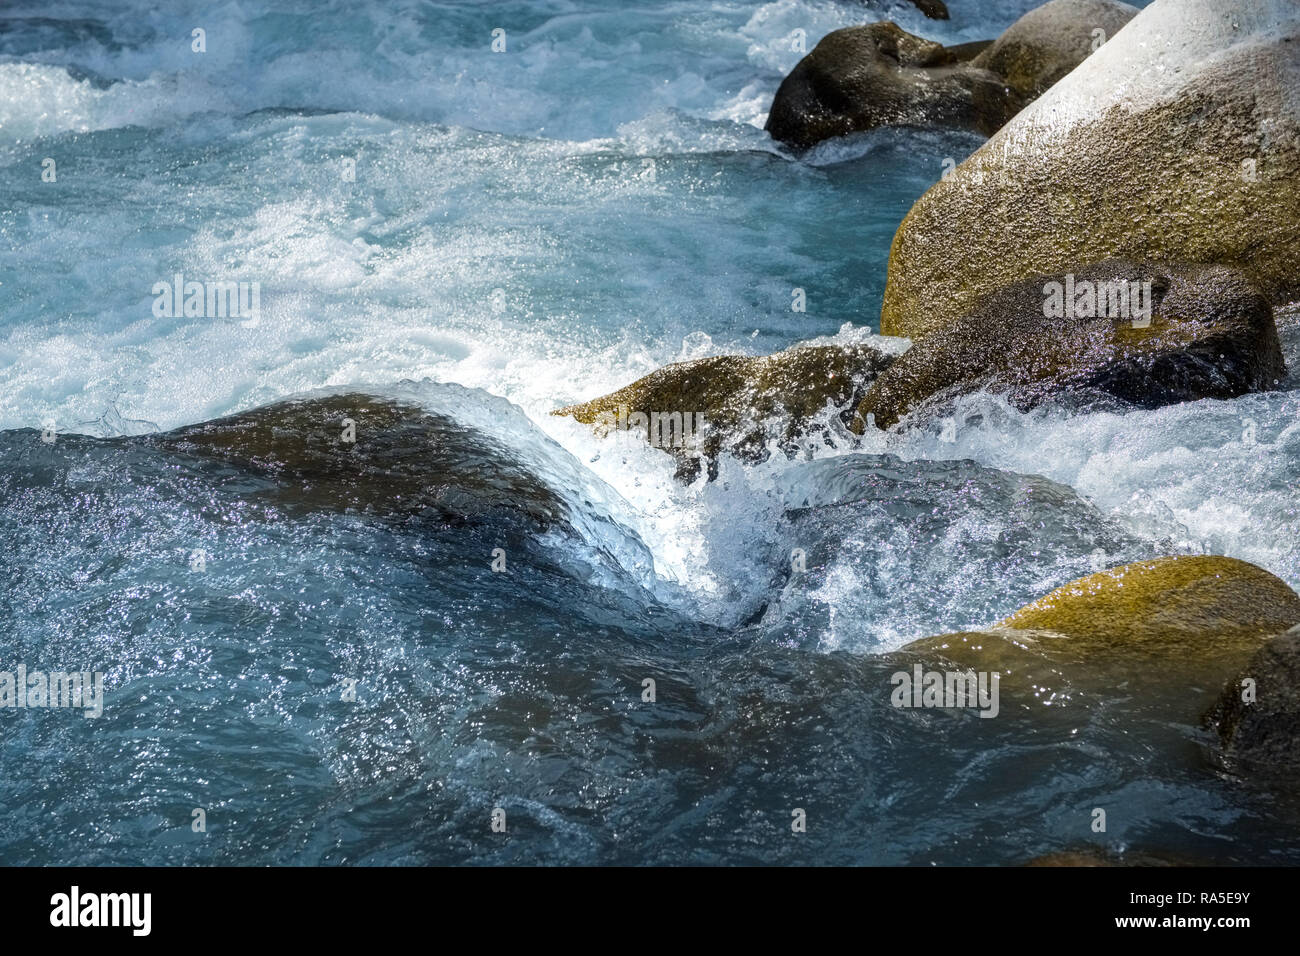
top-left (898, 556), bottom-right (1300, 719)
top-left (970, 0), bottom-right (1138, 101)
top-left (881, 0), bottom-right (1300, 339)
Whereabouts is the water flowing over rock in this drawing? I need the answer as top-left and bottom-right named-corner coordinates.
top-left (555, 343), bottom-right (896, 479)
top-left (144, 392), bottom-right (567, 527)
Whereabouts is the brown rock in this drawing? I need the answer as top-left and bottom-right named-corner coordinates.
top-left (857, 262), bottom-right (1285, 430)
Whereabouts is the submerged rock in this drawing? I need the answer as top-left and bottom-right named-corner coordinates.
top-left (555, 343), bottom-right (895, 479)
top-left (882, 0), bottom-right (1300, 338)
top-left (897, 556), bottom-right (1300, 719)
top-left (1207, 625), bottom-right (1300, 778)
top-left (762, 452), bottom-right (1149, 648)
top-left (144, 392), bottom-right (566, 526)
top-left (970, 0), bottom-right (1138, 101)
top-left (765, 22), bottom-right (1013, 148)
top-left (856, 262), bottom-right (1285, 430)
top-left (1023, 847), bottom-right (1196, 866)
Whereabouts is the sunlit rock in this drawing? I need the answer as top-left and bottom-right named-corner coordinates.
top-left (882, 0), bottom-right (1300, 338)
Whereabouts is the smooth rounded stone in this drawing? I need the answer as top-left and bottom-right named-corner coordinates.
top-left (896, 556), bottom-right (1300, 720)
top-left (1207, 625), bottom-right (1300, 777)
top-left (144, 392), bottom-right (566, 526)
top-left (554, 343), bottom-right (896, 480)
top-left (765, 22), bottom-right (1016, 149)
top-left (971, 0), bottom-right (1139, 100)
top-left (856, 261), bottom-right (1286, 430)
top-left (998, 555), bottom-right (1300, 646)
top-left (881, 0), bottom-right (1300, 339)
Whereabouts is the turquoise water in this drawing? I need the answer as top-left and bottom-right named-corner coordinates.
top-left (7, 0), bottom-right (1300, 867)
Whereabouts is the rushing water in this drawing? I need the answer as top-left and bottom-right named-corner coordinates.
top-left (6, 0), bottom-right (1300, 866)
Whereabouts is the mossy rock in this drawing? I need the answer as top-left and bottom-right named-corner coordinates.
top-left (857, 261), bottom-right (1286, 430)
top-left (897, 556), bottom-right (1300, 719)
top-left (1206, 625), bottom-right (1300, 778)
top-left (765, 22), bottom-right (1017, 148)
top-left (144, 392), bottom-right (565, 526)
top-left (971, 0), bottom-right (1138, 100)
top-left (555, 343), bottom-right (895, 479)
top-left (997, 556), bottom-right (1300, 648)
top-left (882, 0), bottom-right (1300, 338)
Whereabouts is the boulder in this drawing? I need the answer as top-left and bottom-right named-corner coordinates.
top-left (897, 556), bottom-right (1300, 718)
top-left (882, 0), bottom-right (1300, 338)
top-left (995, 555), bottom-right (1300, 647)
top-left (767, 0), bottom-right (1139, 149)
top-left (856, 261), bottom-right (1286, 430)
top-left (555, 343), bottom-right (895, 479)
top-left (1207, 625), bottom-right (1300, 777)
top-left (144, 392), bottom-right (565, 526)
top-left (970, 0), bottom-right (1139, 100)
top-left (765, 22), bottom-right (1015, 148)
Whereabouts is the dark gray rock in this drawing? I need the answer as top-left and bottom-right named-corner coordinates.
top-left (1208, 626), bottom-right (1300, 778)
top-left (857, 262), bottom-right (1286, 430)
top-left (765, 22), bottom-right (1015, 148)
